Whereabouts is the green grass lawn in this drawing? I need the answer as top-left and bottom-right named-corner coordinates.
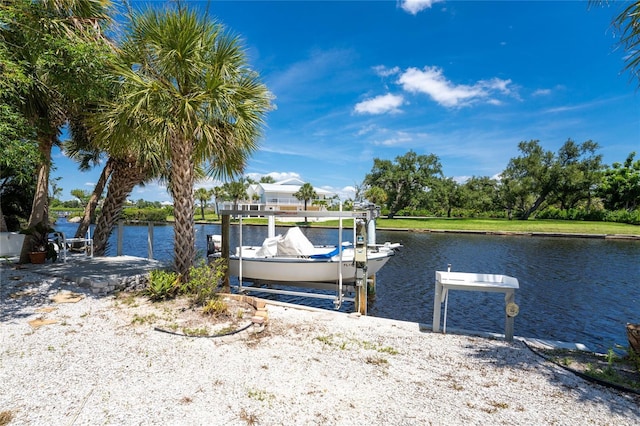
top-left (196, 216), bottom-right (639, 236)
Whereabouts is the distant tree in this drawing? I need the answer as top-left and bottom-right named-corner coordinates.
top-left (364, 186), bottom-right (388, 207)
top-left (294, 183), bottom-right (317, 223)
top-left (501, 139), bottom-right (603, 220)
top-left (212, 186), bottom-right (226, 220)
top-left (194, 188), bottom-right (214, 220)
top-left (259, 175), bottom-right (276, 183)
top-left (460, 176), bottom-right (500, 215)
top-left (224, 180), bottom-right (249, 214)
top-left (71, 189), bottom-right (91, 207)
top-left (431, 178), bottom-right (463, 218)
top-left (552, 139), bottom-right (602, 212)
top-left (598, 152), bottom-right (640, 211)
top-left (364, 150), bottom-right (442, 217)
top-left (500, 140), bottom-right (559, 220)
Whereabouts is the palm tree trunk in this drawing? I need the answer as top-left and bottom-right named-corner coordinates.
top-left (75, 157), bottom-right (114, 238)
top-left (92, 159), bottom-right (145, 256)
top-left (19, 135), bottom-right (54, 263)
top-left (170, 136), bottom-right (195, 279)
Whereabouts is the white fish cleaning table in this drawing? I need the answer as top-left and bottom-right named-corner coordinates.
top-left (432, 271), bottom-right (519, 342)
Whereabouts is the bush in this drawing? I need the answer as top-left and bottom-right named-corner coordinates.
top-left (180, 258), bottom-right (227, 306)
top-left (147, 269), bottom-right (180, 301)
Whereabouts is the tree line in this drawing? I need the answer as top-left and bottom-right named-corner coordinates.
top-left (361, 142), bottom-right (639, 224)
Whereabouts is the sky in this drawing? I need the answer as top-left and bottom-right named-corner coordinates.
top-left (52, 0), bottom-right (639, 203)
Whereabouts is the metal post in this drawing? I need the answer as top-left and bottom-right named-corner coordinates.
top-left (147, 222), bottom-right (154, 259)
top-left (221, 214), bottom-right (230, 292)
top-left (117, 220), bottom-right (124, 256)
top-left (268, 215), bottom-right (275, 238)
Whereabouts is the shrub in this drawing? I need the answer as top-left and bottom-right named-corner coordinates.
top-left (202, 297), bottom-right (228, 316)
top-left (147, 269), bottom-right (180, 301)
top-left (180, 258), bottom-right (227, 306)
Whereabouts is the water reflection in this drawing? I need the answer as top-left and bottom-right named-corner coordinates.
top-left (54, 220), bottom-right (639, 352)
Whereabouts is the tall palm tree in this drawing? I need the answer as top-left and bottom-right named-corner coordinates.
top-left (93, 5), bottom-right (272, 277)
top-left (294, 183), bottom-right (318, 223)
top-left (194, 187), bottom-right (214, 220)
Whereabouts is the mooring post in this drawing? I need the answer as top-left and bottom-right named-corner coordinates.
top-left (367, 274), bottom-right (376, 296)
top-left (117, 219), bottom-right (124, 256)
top-left (355, 282), bottom-right (367, 315)
top-left (147, 222), bottom-right (154, 259)
top-left (222, 214), bottom-right (230, 292)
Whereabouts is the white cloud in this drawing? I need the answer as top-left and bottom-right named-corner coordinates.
top-left (399, 0), bottom-right (443, 15)
top-left (398, 66), bottom-right (514, 108)
top-left (374, 131), bottom-right (413, 147)
top-left (373, 65), bottom-right (400, 77)
top-left (532, 88), bottom-right (552, 96)
top-left (354, 93), bottom-right (405, 115)
top-left (263, 172), bottom-right (301, 182)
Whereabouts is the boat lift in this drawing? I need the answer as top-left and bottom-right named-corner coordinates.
top-left (216, 204), bottom-right (381, 314)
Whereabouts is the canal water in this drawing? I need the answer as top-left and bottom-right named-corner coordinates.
top-left (55, 219), bottom-right (640, 353)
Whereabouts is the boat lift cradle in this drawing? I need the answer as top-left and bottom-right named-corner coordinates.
top-left (214, 205), bottom-right (382, 314)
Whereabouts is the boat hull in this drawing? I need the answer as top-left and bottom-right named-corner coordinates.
top-left (227, 248), bottom-right (394, 283)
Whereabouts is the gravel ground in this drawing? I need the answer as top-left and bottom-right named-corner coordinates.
top-left (1, 265), bottom-right (639, 425)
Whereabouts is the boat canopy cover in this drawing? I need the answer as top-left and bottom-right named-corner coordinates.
top-left (277, 227), bottom-right (315, 256)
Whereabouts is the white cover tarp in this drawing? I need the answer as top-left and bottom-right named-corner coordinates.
top-left (276, 227), bottom-right (314, 256)
top-left (255, 235), bottom-right (279, 257)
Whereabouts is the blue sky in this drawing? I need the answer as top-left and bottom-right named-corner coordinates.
top-left (53, 0), bottom-right (639, 203)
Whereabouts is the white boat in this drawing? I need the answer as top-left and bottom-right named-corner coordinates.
top-left (208, 227), bottom-right (400, 284)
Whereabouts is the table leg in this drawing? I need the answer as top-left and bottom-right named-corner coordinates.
top-left (504, 290), bottom-right (515, 342)
top-left (432, 281), bottom-right (442, 332)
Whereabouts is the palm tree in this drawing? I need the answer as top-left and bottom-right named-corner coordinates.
top-left (93, 5), bottom-right (271, 277)
top-left (212, 186), bottom-right (226, 221)
top-left (194, 188), bottom-right (214, 220)
top-left (224, 180), bottom-right (249, 216)
top-left (294, 183), bottom-right (318, 223)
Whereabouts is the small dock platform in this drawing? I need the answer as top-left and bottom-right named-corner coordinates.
top-left (2, 255), bottom-right (167, 294)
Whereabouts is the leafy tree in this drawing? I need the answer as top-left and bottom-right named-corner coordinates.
top-left (259, 175), bottom-right (276, 183)
top-left (294, 182), bottom-right (317, 223)
top-left (92, 5), bottom-right (272, 276)
top-left (194, 188), bottom-right (214, 220)
top-left (460, 176), bottom-right (500, 215)
top-left (500, 140), bottom-right (559, 220)
top-left (500, 139), bottom-right (602, 220)
top-left (364, 150), bottom-right (442, 217)
top-left (431, 178), bottom-right (463, 218)
top-left (1, 0), bottom-right (114, 262)
top-left (552, 139), bottom-right (602, 212)
top-left (0, 106), bottom-right (39, 231)
top-left (364, 186), bottom-right (388, 207)
top-left (598, 152), bottom-right (640, 211)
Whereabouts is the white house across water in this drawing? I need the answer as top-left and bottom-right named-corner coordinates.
top-left (217, 178), bottom-right (336, 216)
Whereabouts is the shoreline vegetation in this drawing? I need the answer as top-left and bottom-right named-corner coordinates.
top-left (171, 217), bottom-right (640, 238)
top-left (53, 208), bottom-right (640, 238)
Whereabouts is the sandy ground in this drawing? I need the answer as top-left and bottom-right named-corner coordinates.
top-left (1, 264), bottom-right (639, 425)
